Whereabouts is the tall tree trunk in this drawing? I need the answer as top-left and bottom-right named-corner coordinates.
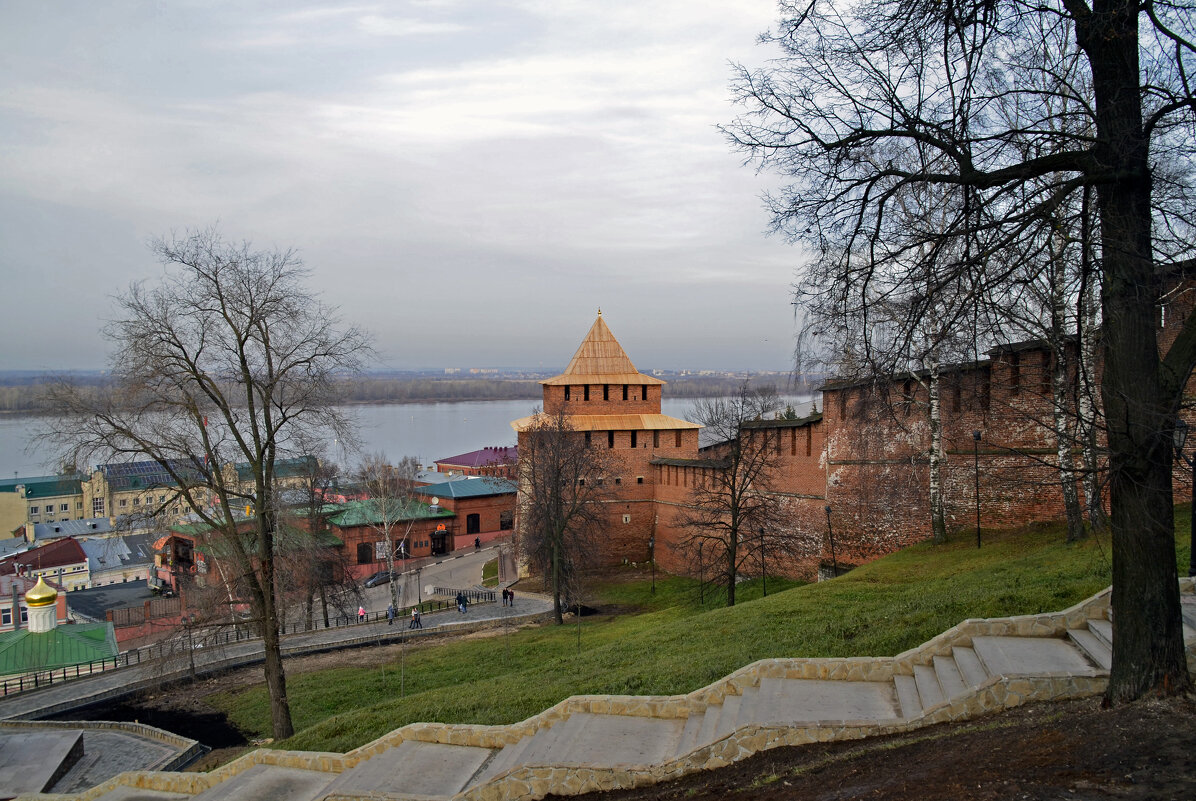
top-left (258, 536), bottom-right (295, 739)
top-left (1077, 220), bottom-right (1108, 533)
top-left (927, 359), bottom-right (947, 544)
top-left (1077, 0), bottom-right (1191, 700)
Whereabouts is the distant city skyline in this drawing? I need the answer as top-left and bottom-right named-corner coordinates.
top-left (0, 1), bottom-right (803, 373)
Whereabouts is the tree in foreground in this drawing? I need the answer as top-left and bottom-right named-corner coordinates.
top-left (727, 0), bottom-right (1194, 702)
top-left (516, 409), bottom-right (611, 624)
top-left (674, 384), bottom-right (792, 606)
top-left (43, 228), bottom-right (368, 738)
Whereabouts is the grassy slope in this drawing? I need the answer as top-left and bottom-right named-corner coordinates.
top-left (211, 518), bottom-right (1190, 754)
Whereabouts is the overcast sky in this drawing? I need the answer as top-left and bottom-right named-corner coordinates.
top-left (0, 1), bottom-right (804, 373)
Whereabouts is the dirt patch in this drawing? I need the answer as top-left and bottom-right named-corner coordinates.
top-left (557, 695), bottom-right (1196, 801)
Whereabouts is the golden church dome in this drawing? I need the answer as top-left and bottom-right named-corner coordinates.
top-left (25, 575), bottom-right (58, 608)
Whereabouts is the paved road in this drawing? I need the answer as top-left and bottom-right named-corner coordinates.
top-left (0, 578), bottom-right (552, 722)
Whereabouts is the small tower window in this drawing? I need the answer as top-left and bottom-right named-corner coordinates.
top-left (622, 384), bottom-right (629, 400)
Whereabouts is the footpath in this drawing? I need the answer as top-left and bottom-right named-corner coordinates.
top-left (0, 593), bottom-right (554, 723)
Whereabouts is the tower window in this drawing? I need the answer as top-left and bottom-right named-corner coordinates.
top-left (608, 431), bottom-right (615, 448)
top-left (603, 384), bottom-right (609, 400)
top-left (564, 386), bottom-right (571, 401)
top-left (631, 431), bottom-right (638, 448)
top-left (622, 384), bottom-right (628, 400)
top-left (584, 385), bottom-right (590, 401)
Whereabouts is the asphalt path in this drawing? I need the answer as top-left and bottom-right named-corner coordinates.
top-left (359, 543), bottom-right (498, 611)
top-left (0, 562), bottom-right (550, 722)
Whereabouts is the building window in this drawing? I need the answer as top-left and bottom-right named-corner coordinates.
top-left (622, 514), bottom-right (631, 524)
top-left (159, 495), bottom-right (166, 503)
top-left (653, 430), bottom-right (660, 448)
top-left (675, 430), bottom-right (681, 448)
top-left (564, 386), bottom-right (571, 401)
top-left (92, 498), bottom-right (104, 517)
top-left (467, 514), bottom-right (480, 534)
top-left (500, 511), bottom-right (513, 530)
top-left (29, 506), bottom-right (38, 514)
top-left (631, 431), bottom-right (638, 448)
top-left (603, 384), bottom-right (609, 400)
top-left (1041, 351), bottom-right (1052, 394)
top-left (637, 476), bottom-right (644, 484)
top-left (119, 499), bottom-right (128, 507)
top-left (76, 501), bottom-right (82, 509)
top-left (1009, 351), bottom-right (1021, 395)
top-left (1, 608), bottom-right (10, 626)
top-left (642, 385), bottom-right (649, 401)
top-left (622, 384), bottom-right (629, 401)
top-left (608, 431), bottom-right (615, 448)
top-left (584, 385), bottom-right (590, 401)
top-left (356, 543), bottom-right (373, 564)
top-left (60, 503), bottom-right (69, 512)
top-left (585, 431), bottom-right (592, 447)
top-left (133, 497), bottom-right (140, 506)
top-left (614, 477), bottom-right (621, 485)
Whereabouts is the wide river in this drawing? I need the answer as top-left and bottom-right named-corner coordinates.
top-left (0, 396), bottom-right (813, 478)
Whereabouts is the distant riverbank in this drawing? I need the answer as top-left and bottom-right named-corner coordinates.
top-left (0, 374), bottom-right (811, 415)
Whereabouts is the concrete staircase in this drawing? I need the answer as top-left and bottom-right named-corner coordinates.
top-left (37, 580), bottom-right (1196, 801)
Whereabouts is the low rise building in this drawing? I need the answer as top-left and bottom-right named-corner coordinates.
top-left (0, 538), bottom-right (90, 592)
top-left (413, 477), bottom-right (516, 548)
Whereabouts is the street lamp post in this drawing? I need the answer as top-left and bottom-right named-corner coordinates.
top-left (973, 430), bottom-right (982, 549)
top-left (824, 505), bottom-right (837, 578)
top-left (1173, 418), bottom-right (1196, 577)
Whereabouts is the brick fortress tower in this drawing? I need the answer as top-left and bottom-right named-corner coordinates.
top-left (512, 311), bottom-right (701, 565)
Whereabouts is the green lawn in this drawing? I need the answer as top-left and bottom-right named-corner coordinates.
top-left (481, 558), bottom-right (499, 588)
top-left (209, 517), bottom-right (1191, 754)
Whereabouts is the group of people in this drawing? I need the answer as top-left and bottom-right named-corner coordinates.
top-left (456, 591), bottom-right (469, 614)
top-left (501, 588), bottom-right (516, 607)
top-left (383, 602), bottom-right (423, 628)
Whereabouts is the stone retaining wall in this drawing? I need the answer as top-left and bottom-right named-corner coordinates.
top-left (54, 581), bottom-right (1196, 801)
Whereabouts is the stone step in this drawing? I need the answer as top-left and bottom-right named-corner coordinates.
top-left (547, 713), bottom-right (686, 767)
top-left (735, 686), bottom-right (761, 729)
top-left (913, 664), bottom-right (944, 709)
top-left (754, 677), bottom-right (902, 723)
top-left (673, 710), bottom-right (706, 758)
top-left (329, 739), bottom-right (492, 799)
top-left (933, 655), bottom-right (967, 700)
top-left (1068, 628), bottom-right (1112, 671)
top-left (971, 635), bottom-right (1100, 677)
top-left (511, 714), bottom-right (587, 768)
top-left (952, 646), bottom-right (989, 688)
top-left (472, 733), bottom-right (534, 785)
top-left (713, 693), bottom-right (743, 741)
top-left (187, 764), bottom-right (336, 801)
top-left (893, 674), bottom-right (921, 719)
top-left (1088, 618), bottom-right (1113, 650)
top-left (695, 699), bottom-right (722, 747)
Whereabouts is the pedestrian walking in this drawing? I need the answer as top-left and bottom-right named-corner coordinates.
top-left (358, 605), bottom-right (366, 623)
top-left (412, 608), bottom-right (422, 628)
top-left (475, 536), bottom-right (481, 550)
top-left (501, 588), bottom-right (508, 606)
top-left (508, 589), bottom-right (514, 608)
top-left (386, 603), bottom-right (395, 625)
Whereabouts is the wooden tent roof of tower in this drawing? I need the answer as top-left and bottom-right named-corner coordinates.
top-left (541, 313), bottom-right (665, 386)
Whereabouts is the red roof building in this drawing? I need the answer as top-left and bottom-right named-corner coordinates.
top-left (434, 446), bottom-right (518, 478)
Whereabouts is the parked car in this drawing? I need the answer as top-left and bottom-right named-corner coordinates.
top-left (364, 570), bottom-right (398, 588)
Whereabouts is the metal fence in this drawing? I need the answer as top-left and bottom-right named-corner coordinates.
top-left (0, 590), bottom-right (496, 699)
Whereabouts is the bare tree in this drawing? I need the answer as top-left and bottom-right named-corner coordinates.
top-left (355, 453), bottom-right (422, 611)
top-left (726, 0), bottom-right (1195, 702)
top-left (516, 409), bottom-right (611, 624)
top-left (41, 227), bottom-right (369, 738)
top-left (283, 455), bottom-right (344, 628)
top-left (674, 384), bottom-right (790, 606)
